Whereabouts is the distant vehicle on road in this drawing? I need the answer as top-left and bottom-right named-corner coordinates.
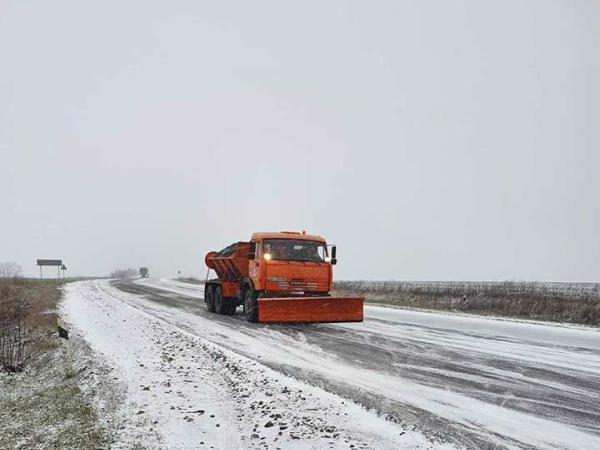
top-left (139, 267), bottom-right (149, 278)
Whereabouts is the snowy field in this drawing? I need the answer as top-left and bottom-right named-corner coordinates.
top-left (60, 280), bottom-right (450, 450)
top-left (116, 277), bottom-right (600, 449)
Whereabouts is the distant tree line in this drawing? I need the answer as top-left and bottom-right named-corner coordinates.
top-left (0, 262), bottom-right (23, 279)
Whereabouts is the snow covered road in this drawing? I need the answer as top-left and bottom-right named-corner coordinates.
top-left (107, 277), bottom-right (600, 449)
top-left (60, 280), bottom-right (450, 450)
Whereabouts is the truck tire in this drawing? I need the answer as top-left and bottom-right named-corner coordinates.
top-left (212, 286), bottom-right (237, 316)
top-left (205, 286), bottom-right (216, 313)
top-left (214, 286), bottom-right (225, 314)
top-left (244, 289), bottom-right (259, 323)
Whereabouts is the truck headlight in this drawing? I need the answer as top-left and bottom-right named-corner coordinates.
top-left (264, 253), bottom-right (272, 260)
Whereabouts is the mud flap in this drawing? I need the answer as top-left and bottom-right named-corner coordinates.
top-left (257, 296), bottom-right (364, 323)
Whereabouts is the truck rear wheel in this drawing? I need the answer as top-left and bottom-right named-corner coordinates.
top-left (212, 286), bottom-right (237, 316)
top-left (244, 289), bottom-right (259, 323)
top-left (214, 286), bottom-right (226, 314)
top-left (205, 286), bottom-right (216, 313)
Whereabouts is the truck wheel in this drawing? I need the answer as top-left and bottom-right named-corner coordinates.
top-left (244, 289), bottom-right (259, 323)
top-left (205, 286), bottom-right (216, 313)
top-left (215, 286), bottom-right (225, 314)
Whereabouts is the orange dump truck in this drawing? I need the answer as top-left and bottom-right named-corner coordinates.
top-left (204, 231), bottom-right (364, 323)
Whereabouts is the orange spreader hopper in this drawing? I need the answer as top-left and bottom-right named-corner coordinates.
top-left (258, 296), bottom-right (364, 323)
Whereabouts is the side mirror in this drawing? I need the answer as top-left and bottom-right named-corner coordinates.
top-left (331, 246), bottom-right (337, 265)
top-left (248, 242), bottom-right (257, 259)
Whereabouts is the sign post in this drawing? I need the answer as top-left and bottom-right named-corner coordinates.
top-left (36, 259), bottom-right (63, 279)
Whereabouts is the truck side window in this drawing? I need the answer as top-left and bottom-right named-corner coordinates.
top-left (320, 246), bottom-right (328, 260)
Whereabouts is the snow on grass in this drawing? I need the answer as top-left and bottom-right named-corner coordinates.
top-left (61, 280), bottom-right (448, 449)
top-left (0, 338), bottom-right (113, 450)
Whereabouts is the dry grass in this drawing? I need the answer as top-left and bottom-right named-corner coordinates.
top-left (333, 280), bottom-right (600, 325)
top-left (0, 278), bottom-right (62, 372)
top-left (0, 278), bottom-right (111, 449)
top-left (3, 278), bottom-right (62, 328)
top-left (0, 278), bottom-right (71, 372)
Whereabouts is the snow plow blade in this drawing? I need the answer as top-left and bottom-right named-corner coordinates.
top-left (258, 296), bottom-right (364, 323)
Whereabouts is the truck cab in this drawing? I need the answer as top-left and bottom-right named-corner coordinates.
top-left (248, 231), bottom-right (336, 297)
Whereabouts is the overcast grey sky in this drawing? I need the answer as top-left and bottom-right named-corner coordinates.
top-left (1, 1), bottom-right (598, 281)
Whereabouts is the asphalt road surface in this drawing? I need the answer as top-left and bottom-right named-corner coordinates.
top-left (110, 278), bottom-right (600, 450)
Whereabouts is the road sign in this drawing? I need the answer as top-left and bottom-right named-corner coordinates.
top-left (36, 259), bottom-right (63, 279)
top-left (37, 259), bottom-right (62, 266)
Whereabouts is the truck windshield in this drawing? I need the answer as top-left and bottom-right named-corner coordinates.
top-left (263, 239), bottom-right (326, 262)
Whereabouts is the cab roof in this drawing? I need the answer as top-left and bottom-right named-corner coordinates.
top-left (251, 231), bottom-right (326, 243)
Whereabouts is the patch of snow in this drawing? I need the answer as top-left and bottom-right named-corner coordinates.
top-left (135, 277), bottom-right (205, 298)
top-left (106, 279), bottom-right (600, 449)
